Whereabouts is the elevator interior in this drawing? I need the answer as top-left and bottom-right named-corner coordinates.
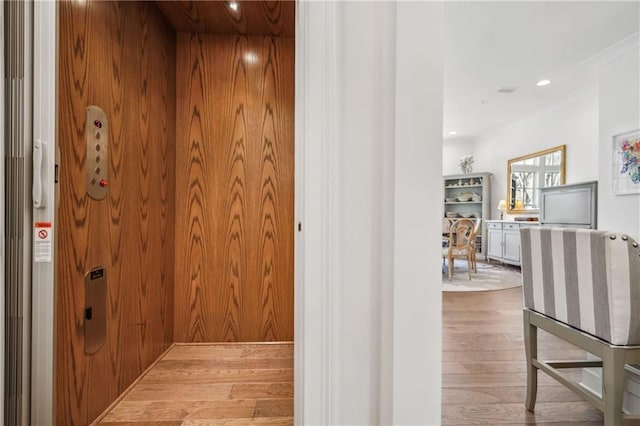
top-left (55, 1), bottom-right (295, 423)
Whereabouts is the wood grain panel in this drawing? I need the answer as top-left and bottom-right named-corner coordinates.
top-left (155, 1), bottom-right (294, 36)
top-left (175, 34), bottom-right (294, 342)
top-left (56, 1), bottom-right (176, 424)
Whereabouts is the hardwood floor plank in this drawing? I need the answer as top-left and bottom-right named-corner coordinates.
top-left (442, 311), bottom-right (523, 322)
top-left (443, 349), bottom-right (588, 362)
top-left (443, 369), bottom-right (585, 388)
top-left (500, 423), bottom-right (605, 426)
top-left (181, 418), bottom-right (294, 426)
top-left (101, 400), bottom-right (256, 423)
top-left (459, 361), bottom-right (590, 374)
top-left (124, 383), bottom-right (233, 402)
top-left (154, 358), bottom-right (293, 370)
top-left (141, 368), bottom-right (293, 385)
top-left (443, 385), bottom-right (595, 405)
top-left (253, 399), bottom-right (294, 418)
top-left (186, 400), bottom-right (259, 420)
top-left (443, 362), bottom-right (472, 374)
top-left (164, 344), bottom-right (293, 360)
top-left (229, 383), bottom-right (294, 400)
top-left (238, 347), bottom-right (295, 359)
top-left (99, 423), bottom-right (182, 426)
top-left (442, 401), bottom-right (603, 425)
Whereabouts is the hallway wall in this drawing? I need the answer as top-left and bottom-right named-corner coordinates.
top-left (473, 91), bottom-right (599, 219)
top-left (56, 1), bottom-right (176, 423)
top-left (597, 43), bottom-right (640, 240)
top-left (174, 33), bottom-right (294, 342)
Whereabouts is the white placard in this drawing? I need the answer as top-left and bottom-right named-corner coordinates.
top-left (34, 222), bottom-right (52, 262)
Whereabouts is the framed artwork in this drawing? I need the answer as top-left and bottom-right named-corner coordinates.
top-left (612, 129), bottom-right (640, 195)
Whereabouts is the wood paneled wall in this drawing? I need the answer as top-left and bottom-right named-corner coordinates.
top-left (174, 33), bottom-right (294, 343)
top-left (56, 2), bottom-right (176, 424)
top-left (155, 1), bottom-right (295, 36)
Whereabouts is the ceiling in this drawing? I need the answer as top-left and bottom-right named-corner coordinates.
top-left (156, 1), bottom-right (294, 36)
top-left (443, 2), bottom-right (639, 140)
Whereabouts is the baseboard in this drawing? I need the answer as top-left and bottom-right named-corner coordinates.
top-left (581, 367), bottom-right (603, 398)
top-left (580, 363), bottom-right (640, 413)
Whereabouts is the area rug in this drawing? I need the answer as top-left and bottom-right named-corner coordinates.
top-left (442, 259), bottom-right (523, 292)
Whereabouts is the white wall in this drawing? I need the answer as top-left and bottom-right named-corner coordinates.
top-left (597, 46), bottom-right (640, 240)
top-left (581, 37), bottom-right (639, 397)
top-left (393, 3), bottom-right (443, 425)
top-left (296, 2), bottom-right (443, 425)
top-left (443, 137), bottom-right (474, 175)
top-left (472, 92), bottom-right (599, 219)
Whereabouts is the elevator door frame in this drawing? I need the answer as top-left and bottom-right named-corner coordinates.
top-left (31, 2), bottom-right (324, 424)
top-left (30, 2), bottom-right (57, 425)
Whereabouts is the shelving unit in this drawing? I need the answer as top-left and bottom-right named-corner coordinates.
top-left (443, 172), bottom-right (492, 259)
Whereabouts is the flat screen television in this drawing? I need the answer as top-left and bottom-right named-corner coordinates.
top-left (539, 181), bottom-right (598, 229)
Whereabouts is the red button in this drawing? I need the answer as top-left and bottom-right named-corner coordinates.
top-left (99, 179), bottom-right (108, 187)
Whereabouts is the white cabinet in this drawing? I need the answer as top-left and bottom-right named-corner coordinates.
top-left (487, 227), bottom-right (503, 259)
top-left (503, 225), bottom-right (522, 263)
top-left (486, 221), bottom-right (539, 266)
top-left (443, 172), bottom-right (491, 259)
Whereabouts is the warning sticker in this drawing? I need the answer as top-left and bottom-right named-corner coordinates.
top-left (35, 222), bottom-right (53, 262)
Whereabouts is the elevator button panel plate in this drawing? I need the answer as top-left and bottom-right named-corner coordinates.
top-left (86, 106), bottom-right (108, 200)
top-left (84, 266), bottom-right (107, 354)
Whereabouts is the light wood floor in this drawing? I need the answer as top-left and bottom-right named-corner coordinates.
top-left (443, 286), bottom-right (604, 425)
top-left (95, 343), bottom-right (293, 425)
top-left (96, 288), bottom-right (606, 425)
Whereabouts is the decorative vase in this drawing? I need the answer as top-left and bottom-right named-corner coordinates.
top-left (459, 155), bottom-right (474, 175)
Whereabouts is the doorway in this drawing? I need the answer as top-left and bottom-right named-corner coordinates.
top-left (441, 2), bottom-right (639, 424)
top-left (53, 1), bottom-right (295, 424)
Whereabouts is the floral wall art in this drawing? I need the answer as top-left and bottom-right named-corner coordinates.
top-left (612, 129), bottom-right (640, 195)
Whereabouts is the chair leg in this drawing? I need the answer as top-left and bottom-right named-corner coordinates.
top-left (602, 346), bottom-right (625, 426)
top-left (467, 255), bottom-right (471, 280)
top-left (448, 256), bottom-right (453, 281)
top-left (523, 310), bottom-right (538, 412)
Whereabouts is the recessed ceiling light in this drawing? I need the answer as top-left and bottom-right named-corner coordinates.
top-left (244, 52), bottom-right (258, 64)
top-left (536, 79), bottom-right (551, 87)
top-left (228, 2), bottom-right (239, 11)
top-left (449, 131), bottom-right (457, 135)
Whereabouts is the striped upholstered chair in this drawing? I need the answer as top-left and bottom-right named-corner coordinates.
top-left (520, 227), bottom-right (640, 425)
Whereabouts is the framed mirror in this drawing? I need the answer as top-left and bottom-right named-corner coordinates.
top-left (507, 145), bottom-right (566, 213)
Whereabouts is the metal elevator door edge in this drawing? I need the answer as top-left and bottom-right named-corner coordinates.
top-left (4, 1), bottom-right (34, 425)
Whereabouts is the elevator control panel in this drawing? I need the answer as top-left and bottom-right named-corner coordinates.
top-left (84, 266), bottom-right (107, 354)
top-left (86, 106), bottom-right (108, 200)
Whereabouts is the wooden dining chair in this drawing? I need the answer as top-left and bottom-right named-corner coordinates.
top-left (469, 219), bottom-right (482, 272)
top-left (442, 218), bottom-right (454, 247)
top-left (442, 218), bottom-right (475, 280)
